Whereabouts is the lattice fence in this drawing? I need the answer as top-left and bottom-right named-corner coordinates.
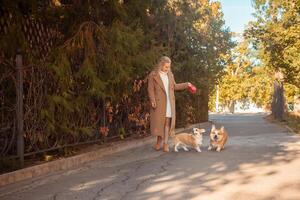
top-left (0, 8), bottom-right (150, 164)
top-left (0, 8), bottom-right (62, 158)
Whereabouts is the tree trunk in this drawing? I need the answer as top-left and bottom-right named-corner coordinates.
top-left (196, 83), bottom-right (209, 122)
top-left (271, 80), bottom-right (285, 121)
top-left (229, 100), bottom-right (235, 113)
top-left (216, 85), bottom-right (219, 112)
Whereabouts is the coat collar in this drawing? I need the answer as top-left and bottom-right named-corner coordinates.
top-left (152, 70), bottom-right (173, 94)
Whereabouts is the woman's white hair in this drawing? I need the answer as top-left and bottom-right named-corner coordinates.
top-left (155, 56), bottom-right (171, 71)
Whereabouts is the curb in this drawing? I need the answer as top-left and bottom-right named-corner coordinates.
top-left (0, 122), bottom-right (210, 187)
top-left (284, 125), bottom-right (297, 134)
top-left (0, 136), bottom-right (154, 187)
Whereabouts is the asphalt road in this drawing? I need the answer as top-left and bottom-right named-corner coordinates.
top-left (1, 113), bottom-right (300, 200)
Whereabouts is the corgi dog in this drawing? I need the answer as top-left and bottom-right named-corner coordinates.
top-left (173, 128), bottom-right (206, 152)
top-left (208, 125), bottom-right (228, 152)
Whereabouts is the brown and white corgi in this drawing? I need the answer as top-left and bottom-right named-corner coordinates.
top-left (208, 125), bottom-right (228, 152)
top-left (173, 128), bottom-right (206, 152)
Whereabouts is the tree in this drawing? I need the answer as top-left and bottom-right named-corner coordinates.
top-left (209, 39), bottom-right (274, 113)
top-left (245, 0), bottom-right (300, 87)
top-left (163, 0), bottom-right (234, 124)
top-left (244, 0), bottom-right (300, 118)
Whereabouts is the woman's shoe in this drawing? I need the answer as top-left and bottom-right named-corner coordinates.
top-left (154, 136), bottom-right (162, 151)
top-left (163, 143), bottom-right (169, 152)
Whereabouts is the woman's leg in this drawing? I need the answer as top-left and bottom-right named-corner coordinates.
top-left (163, 117), bottom-right (171, 152)
top-left (154, 136), bottom-right (162, 150)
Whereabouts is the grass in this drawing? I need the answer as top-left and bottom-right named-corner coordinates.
top-left (265, 112), bottom-right (300, 134)
top-left (284, 112), bottom-right (300, 134)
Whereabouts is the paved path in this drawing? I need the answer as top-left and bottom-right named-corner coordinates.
top-left (1, 113), bottom-right (300, 200)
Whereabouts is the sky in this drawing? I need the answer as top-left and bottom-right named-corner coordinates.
top-left (218, 0), bottom-right (255, 35)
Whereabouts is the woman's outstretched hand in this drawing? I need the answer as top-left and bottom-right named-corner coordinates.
top-left (151, 101), bottom-right (157, 108)
top-left (187, 82), bottom-right (197, 94)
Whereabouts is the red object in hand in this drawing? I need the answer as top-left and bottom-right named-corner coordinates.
top-left (187, 83), bottom-right (197, 94)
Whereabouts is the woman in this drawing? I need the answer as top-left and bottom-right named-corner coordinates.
top-left (147, 56), bottom-right (191, 152)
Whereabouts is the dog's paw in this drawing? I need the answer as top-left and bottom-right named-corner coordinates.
top-left (196, 147), bottom-right (202, 152)
top-left (183, 147), bottom-right (189, 151)
top-left (208, 146), bottom-right (212, 151)
top-left (174, 148), bottom-right (179, 152)
top-left (216, 147), bottom-right (221, 152)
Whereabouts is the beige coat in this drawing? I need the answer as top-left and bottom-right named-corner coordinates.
top-left (147, 70), bottom-right (189, 137)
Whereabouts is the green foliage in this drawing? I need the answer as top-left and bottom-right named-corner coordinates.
top-left (209, 0), bottom-right (299, 113)
top-left (164, 0), bottom-right (234, 123)
top-left (247, 67), bottom-right (273, 106)
top-left (118, 127), bottom-right (126, 140)
top-left (211, 8), bottom-right (300, 111)
top-left (209, 39), bottom-right (274, 111)
top-left (245, 0), bottom-right (300, 87)
top-left (44, 0), bottom-right (233, 127)
top-left (285, 84), bottom-right (300, 103)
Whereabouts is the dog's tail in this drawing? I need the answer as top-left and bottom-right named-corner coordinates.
top-left (169, 131), bottom-right (177, 148)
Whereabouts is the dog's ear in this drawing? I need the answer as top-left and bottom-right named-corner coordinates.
top-left (211, 124), bottom-right (216, 131)
top-left (191, 128), bottom-right (196, 134)
top-left (220, 126), bottom-right (225, 132)
top-left (192, 128), bottom-right (199, 134)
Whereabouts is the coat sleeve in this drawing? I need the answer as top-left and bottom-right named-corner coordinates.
top-left (147, 73), bottom-right (156, 103)
top-left (172, 74), bottom-right (189, 91)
